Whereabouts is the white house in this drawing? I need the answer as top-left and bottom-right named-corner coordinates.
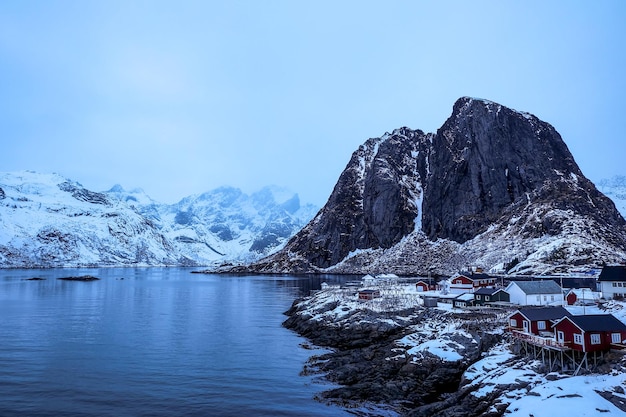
top-left (597, 265), bottom-right (626, 300)
top-left (505, 280), bottom-right (563, 306)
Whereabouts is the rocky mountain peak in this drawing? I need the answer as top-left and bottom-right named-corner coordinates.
top-left (243, 98), bottom-right (626, 275)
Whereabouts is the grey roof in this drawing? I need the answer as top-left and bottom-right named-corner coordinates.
top-left (563, 314), bottom-right (626, 332)
top-left (517, 306), bottom-right (571, 321)
top-left (511, 280), bottom-right (562, 295)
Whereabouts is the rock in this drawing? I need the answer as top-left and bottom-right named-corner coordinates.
top-left (58, 275), bottom-right (99, 281)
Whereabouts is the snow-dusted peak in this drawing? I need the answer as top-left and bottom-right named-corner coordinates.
top-left (106, 184), bottom-right (156, 206)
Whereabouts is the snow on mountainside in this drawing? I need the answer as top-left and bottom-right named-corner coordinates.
top-left (0, 171), bottom-right (317, 268)
top-left (597, 176), bottom-right (626, 219)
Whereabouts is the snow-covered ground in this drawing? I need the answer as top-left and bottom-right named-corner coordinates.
top-left (308, 276), bottom-right (626, 415)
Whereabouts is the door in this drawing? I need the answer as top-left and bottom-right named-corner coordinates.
top-left (523, 320), bottom-right (529, 333)
top-left (557, 331), bottom-right (564, 345)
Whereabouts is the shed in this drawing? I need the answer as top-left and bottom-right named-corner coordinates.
top-left (564, 288), bottom-right (599, 306)
top-left (423, 297), bottom-right (438, 308)
top-left (415, 280), bottom-right (435, 292)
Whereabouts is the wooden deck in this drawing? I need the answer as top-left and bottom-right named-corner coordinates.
top-left (509, 329), bottom-right (569, 351)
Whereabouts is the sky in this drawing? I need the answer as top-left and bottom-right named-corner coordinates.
top-left (1, 1), bottom-right (625, 206)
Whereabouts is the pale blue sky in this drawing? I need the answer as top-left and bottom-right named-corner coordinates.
top-left (1, 1), bottom-right (624, 206)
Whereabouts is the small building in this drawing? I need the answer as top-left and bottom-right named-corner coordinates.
top-left (453, 293), bottom-right (476, 308)
top-left (415, 280), bottom-right (436, 292)
top-left (553, 314), bottom-right (626, 352)
top-left (564, 288), bottom-right (599, 306)
top-left (597, 265), bottom-right (626, 300)
top-left (362, 275), bottom-right (376, 286)
top-left (423, 297), bottom-right (438, 307)
top-left (505, 280), bottom-right (563, 305)
top-left (474, 287), bottom-right (510, 306)
top-left (358, 289), bottom-right (380, 300)
top-left (508, 306), bottom-right (571, 336)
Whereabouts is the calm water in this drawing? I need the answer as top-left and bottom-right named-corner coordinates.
top-left (0, 268), bottom-right (352, 417)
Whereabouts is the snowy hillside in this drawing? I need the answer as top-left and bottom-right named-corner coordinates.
top-left (0, 171), bottom-right (317, 268)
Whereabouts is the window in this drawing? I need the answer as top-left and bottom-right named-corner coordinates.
top-left (510, 319), bottom-right (517, 327)
top-left (536, 295), bottom-right (541, 302)
top-left (590, 334), bottom-right (601, 345)
top-left (537, 321), bottom-right (546, 330)
top-left (476, 295), bottom-right (481, 300)
top-left (486, 296), bottom-right (490, 301)
top-left (574, 334), bottom-right (583, 345)
top-left (612, 333), bottom-right (622, 344)
top-left (613, 282), bottom-right (618, 287)
top-left (543, 295), bottom-right (547, 301)
top-left (550, 295), bottom-right (555, 301)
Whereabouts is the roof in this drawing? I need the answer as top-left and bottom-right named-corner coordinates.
top-left (455, 273), bottom-right (493, 281)
top-left (598, 265), bottom-right (626, 282)
top-left (474, 287), bottom-right (506, 296)
top-left (515, 306), bottom-right (572, 321)
top-left (509, 280), bottom-right (562, 295)
top-left (455, 293), bottom-right (475, 301)
top-left (560, 314), bottom-right (626, 332)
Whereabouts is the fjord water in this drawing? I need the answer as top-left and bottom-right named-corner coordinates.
top-left (0, 268), bottom-right (350, 417)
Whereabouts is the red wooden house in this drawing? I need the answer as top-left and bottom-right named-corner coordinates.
top-left (552, 314), bottom-right (626, 353)
top-left (415, 280), bottom-right (436, 292)
top-left (449, 273), bottom-right (496, 294)
top-left (358, 289), bottom-right (380, 300)
top-left (508, 306), bottom-right (571, 336)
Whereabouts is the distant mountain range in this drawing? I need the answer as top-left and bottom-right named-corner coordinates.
top-left (234, 97), bottom-right (626, 276)
top-left (0, 171), bottom-right (317, 268)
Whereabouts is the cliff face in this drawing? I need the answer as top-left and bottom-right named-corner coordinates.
top-left (246, 97), bottom-right (626, 275)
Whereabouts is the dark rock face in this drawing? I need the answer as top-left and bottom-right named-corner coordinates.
top-left (283, 299), bottom-right (504, 415)
top-left (421, 97), bottom-right (621, 243)
top-left (254, 128), bottom-right (428, 270)
top-left (245, 97), bottom-right (626, 274)
top-left (58, 181), bottom-right (110, 205)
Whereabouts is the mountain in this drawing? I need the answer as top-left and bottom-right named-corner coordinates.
top-left (0, 171), bottom-right (317, 268)
top-left (241, 97), bottom-right (626, 276)
top-left (596, 176), bottom-right (626, 218)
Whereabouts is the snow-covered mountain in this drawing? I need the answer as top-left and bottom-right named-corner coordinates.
top-left (597, 176), bottom-right (626, 219)
top-left (238, 97), bottom-right (626, 276)
top-left (0, 171), bottom-right (317, 268)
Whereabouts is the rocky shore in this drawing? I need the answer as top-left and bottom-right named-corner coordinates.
top-left (283, 285), bottom-right (626, 416)
top-left (283, 287), bottom-right (507, 416)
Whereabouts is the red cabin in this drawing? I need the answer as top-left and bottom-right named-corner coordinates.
top-left (552, 314), bottom-right (626, 352)
top-left (508, 306), bottom-right (571, 336)
top-left (358, 289), bottom-right (380, 300)
top-left (415, 280), bottom-right (435, 292)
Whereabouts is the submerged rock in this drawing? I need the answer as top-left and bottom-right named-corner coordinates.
top-left (58, 275), bottom-right (99, 281)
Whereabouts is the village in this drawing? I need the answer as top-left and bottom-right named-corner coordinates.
top-left (318, 265), bottom-right (626, 376)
